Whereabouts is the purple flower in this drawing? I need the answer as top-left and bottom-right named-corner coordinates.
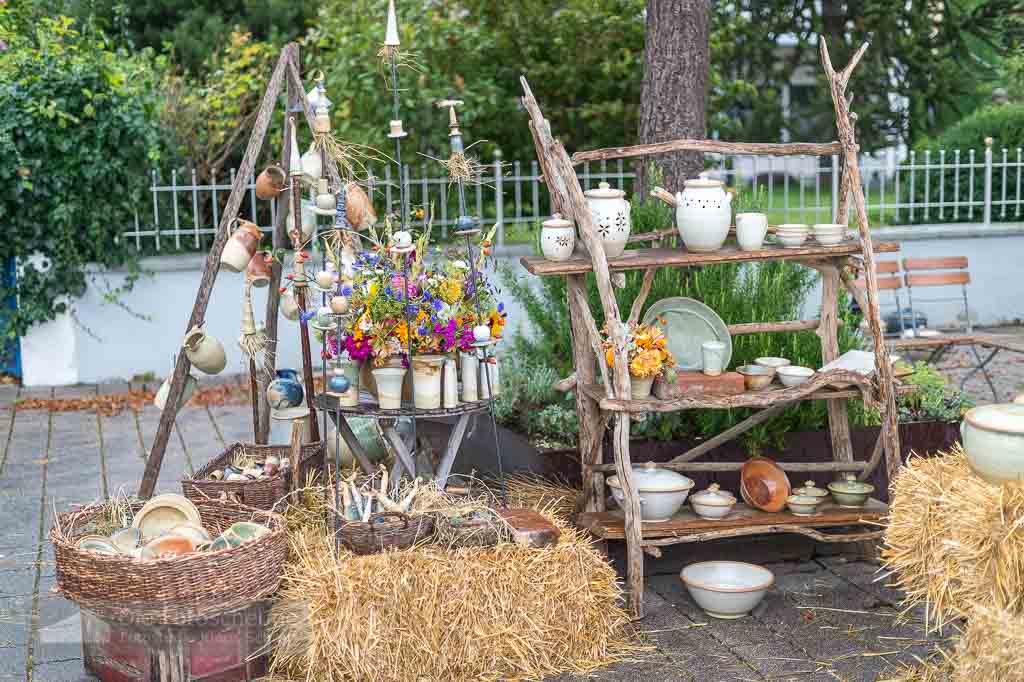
top-left (405, 304), bottom-right (419, 316)
top-left (432, 298), bottom-right (443, 312)
top-left (341, 285), bottom-right (353, 297)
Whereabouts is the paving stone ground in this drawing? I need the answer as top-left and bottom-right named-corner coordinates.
top-left (6, 327), bottom-right (1019, 681)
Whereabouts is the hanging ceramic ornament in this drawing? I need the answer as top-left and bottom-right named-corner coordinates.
top-left (238, 279), bottom-right (270, 373)
top-left (313, 178), bottom-right (336, 215)
top-left (300, 143), bottom-right (323, 186)
top-left (280, 291), bottom-right (300, 321)
top-left (344, 182), bottom-right (376, 230)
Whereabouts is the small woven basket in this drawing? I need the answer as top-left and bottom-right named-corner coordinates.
top-left (336, 512), bottom-right (435, 555)
top-left (51, 498), bottom-right (287, 626)
top-left (181, 441), bottom-right (324, 511)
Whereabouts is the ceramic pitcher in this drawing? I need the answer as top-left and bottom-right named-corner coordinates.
top-left (221, 220), bottom-right (262, 273)
top-left (675, 173), bottom-right (732, 253)
top-left (584, 182), bottom-right (631, 258)
top-left (182, 325), bottom-right (227, 375)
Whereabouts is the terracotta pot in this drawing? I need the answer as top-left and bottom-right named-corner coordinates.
top-left (246, 251), bottom-right (273, 287)
top-left (255, 165), bottom-right (286, 200)
top-left (221, 220), bottom-right (262, 273)
top-left (345, 182), bottom-right (377, 229)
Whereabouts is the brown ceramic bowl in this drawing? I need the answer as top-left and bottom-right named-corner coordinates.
top-left (740, 458), bottom-right (791, 513)
top-left (144, 534), bottom-right (196, 558)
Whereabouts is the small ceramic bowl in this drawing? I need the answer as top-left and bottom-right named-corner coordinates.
top-left (776, 365), bottom-right (815, 388)
top-left (737, 364), bottom-right (775, 391)
top-left (77, 535), bottom-right (119, 555)
top-left (144, 534), bottom-right (196, 558)
top-left (828, 473), bottom-right (875, 508)
top-left (168, 522), bottom-right (211, 546)
top-left (681, 561), bottom-right (774, 619)
top-left (776, 233), bottom-right (809, 248)
top-left (689, 483), bottom-right (737, 520)
top-left (755, 357), bottom-right (790, 370)
top-left (786, 494), bottom-right (822, 516)
top-left (792, 480), bottom-right (829, 502)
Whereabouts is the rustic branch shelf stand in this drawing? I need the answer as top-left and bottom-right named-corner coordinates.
top-left (519, 39), bottom-right (902, 618)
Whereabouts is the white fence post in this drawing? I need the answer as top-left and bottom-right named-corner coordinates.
top-left (984, 137), bottom-right (993, 227)
top-left (831, 155), bottom-right (840, 222)
top-left (493, 150), bottom-right (504, 247)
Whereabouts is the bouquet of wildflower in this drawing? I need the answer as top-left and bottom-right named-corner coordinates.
top-left (602, 321), bottom-right (676, 379)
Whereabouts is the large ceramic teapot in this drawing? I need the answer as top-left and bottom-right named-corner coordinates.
top-left (674, 173), bottom-right (732, 253)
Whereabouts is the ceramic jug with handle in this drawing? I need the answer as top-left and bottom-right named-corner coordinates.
top-left (675, 173), bottom-right (732, 253)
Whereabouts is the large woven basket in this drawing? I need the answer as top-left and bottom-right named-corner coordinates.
top-left (181, 441), bottom-right (324, 510)
top-left (336, 512), bottom-right (435, 555)
top-left (51, 499), bottom-right (288, 626)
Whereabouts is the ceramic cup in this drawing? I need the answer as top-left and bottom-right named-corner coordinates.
top-left (735, 212), bottom-right (769, 251)
top-left (702, 341), bottom-right (727, 377)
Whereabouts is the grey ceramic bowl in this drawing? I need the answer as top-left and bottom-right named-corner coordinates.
top-left (827, 474), bottom-right (875, 508)
top-left (737, 364), bottom-right (775, 391)
top-left (681, 561), bottom-right (774, 619)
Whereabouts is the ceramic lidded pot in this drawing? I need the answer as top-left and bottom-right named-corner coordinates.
top-left (791, 480), bottom-right (828, 502)
top-left (607, 462), bottom-right (695, 522)
top-left (961, 403), bottom-right (1024, 483)
top-left (675, 173), bottom-right (732, 253)
top-left (181, 325), bottom-right (227, 375)
top-left (267, 369), bottom-right (304, 411)
top-left (221, 220), bottom-right (262, 273)
top-left (584, 182), bottom-right (631, 258)
top-left (827, 473), bottom-right (874, 508)
top-left (690, 483), bottom-right (736, 520)
top-left (540, 213), bottom-right (575, 262)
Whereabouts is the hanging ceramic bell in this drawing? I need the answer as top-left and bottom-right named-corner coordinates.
top-left (300, 143), bottom-right (323, 185)
top-left (315, 178), bottom-right (336, 212)
top-left (344, 182), bottom-right (377, 230)
top-left (255, 165), bottom-right (287, 200)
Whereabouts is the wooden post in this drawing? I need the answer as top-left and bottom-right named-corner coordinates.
top-left (810, 261), bottom-right (854, 462)
top-left (819, 39), bottom-right (902, 479)
top-left (288, 157), bottom-right (321, 444)
top-left (138, 50), bottom-right (290, 500)
top-left (567, 275), bottom-right (605, 515)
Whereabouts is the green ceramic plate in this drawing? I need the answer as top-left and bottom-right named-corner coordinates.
top-left (643, 297), bottom-right (732, 371)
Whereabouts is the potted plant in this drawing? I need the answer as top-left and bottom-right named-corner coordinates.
top-left (601, 321), bottom-right (677, 400)
top-left (734, 186), bottom-right (769, 251)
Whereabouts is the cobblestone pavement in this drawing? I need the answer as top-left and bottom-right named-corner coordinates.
top-left (4, 336), bottom-right (1009, 682)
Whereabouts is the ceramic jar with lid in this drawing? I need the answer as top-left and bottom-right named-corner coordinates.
top-left (540, 213), bottom-right (575, 262)
top-left (584, 182), bottom-right (631, 258)
top-left (675, 173), bottom-right (733, 253)
top-left (607, 462), bottom-right (695, 522)
top-left (961, 403), bottom-right (1024, 483)
top-left (690, 483), bottom-right (737, 520)
top-left (792, 480), bottom-right (828, 502)
top-left (827, 473), bottom-right (874, 508)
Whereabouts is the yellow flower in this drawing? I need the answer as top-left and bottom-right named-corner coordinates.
top-left (438, 278), bottom-right (463, 305)
top-left (629, 348), bottom-right (663, 378)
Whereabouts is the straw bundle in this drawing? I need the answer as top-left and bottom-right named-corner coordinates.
top-left (953, 604), bottom-right (1024, 681)
top-left (881, 445), bottom-right (1024, 630)
top-left (268, 524), bottom-right (638, 681)
top-left (505, 473), bottom-right (582, 523)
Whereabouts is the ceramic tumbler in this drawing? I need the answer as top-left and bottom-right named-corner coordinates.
top-left (701, 341), bottom-right (727, 377)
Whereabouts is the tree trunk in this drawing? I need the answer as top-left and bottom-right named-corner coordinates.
top-left (638, 0), bottom-right (711, 194)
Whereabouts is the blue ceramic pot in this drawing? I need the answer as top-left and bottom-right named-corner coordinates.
top-left (327, 373), bottom-right (351, 395)
top-left (267, 369), bottom-right (304, 410)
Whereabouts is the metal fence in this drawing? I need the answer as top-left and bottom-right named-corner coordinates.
top-left (125, 142), bottom-right (1024, 253)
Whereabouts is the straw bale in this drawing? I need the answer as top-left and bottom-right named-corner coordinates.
top-left (268, 521), bottom-right (639, 681)
top-left (881, 445), bottom-right (1024, 631)
top-left (954, 604), bottom-right (1024, 681)
top-left (505, 474), bottom-right (582, 523)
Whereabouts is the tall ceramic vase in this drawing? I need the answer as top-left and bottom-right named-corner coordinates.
top-left (411, 355), bottom-right (444, 409)
top-left (443, 359), bottom-right (458, 408)
top-left (460, 352), bottom-right (479, 402)
top-left (372, 368), bottom-right (406, 410)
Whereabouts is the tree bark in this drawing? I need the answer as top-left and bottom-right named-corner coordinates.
top-left (638, 0), bottom-right (711, 194)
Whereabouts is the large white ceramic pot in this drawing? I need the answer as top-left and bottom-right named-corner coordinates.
top-left (584, 182), bottom-right (631, 258)
top-left (961, 404), bottom-right (1024, 483)
top-left (540, 213), bottom-right (576, 262)
top-left (675, 174), bottom-right (732, 253)
top-left (410, 355), bottom-right (445, 409)
top-left (607, 462), bottom-right (694, 522)
top-left (372, 368), bottom-right (407, 410)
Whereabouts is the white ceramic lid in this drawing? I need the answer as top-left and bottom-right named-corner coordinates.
top-left (584, 181), bottom-right (625, 199)
top-left (691, 483), bottom-right (736, 506)
top-left (607, 462), bottom-right (695, 492)
top-left (792, 480), bottom-right (828, 498)
top-left (964, 404), bottom-right (1024, 435)
top-left (542, 213), bottom-right (573, 229)
top-left (683, 172), bottom-right (724, 189)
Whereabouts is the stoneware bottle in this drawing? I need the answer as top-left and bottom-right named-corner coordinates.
top-left (584, 182), bottom-right (631, 258)
top-left (221, 220), bottom-right (262, 273)
top-left (540, 213), bottom-right (575, 262)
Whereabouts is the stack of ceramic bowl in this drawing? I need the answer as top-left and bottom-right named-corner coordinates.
top-left (812, 223), bottom-right (847, 246)
top-left (774, 223), bottom-right (809, 248)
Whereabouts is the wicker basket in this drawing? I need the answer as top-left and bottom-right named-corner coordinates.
top-left (51, 498), bottom-right (288, 626)
top-left (336, 512), bottom-right (435, 555)
top-left (181, 441), bottom-right (324, 510)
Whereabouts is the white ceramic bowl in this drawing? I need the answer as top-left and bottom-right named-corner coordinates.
top-left (961, 404), bottom-right (1024, 483)
top-left (608, 464), bottom-right (695, 522)
top-left (681, 561), bottom-right (774, 619)
top-left (755, 357), bottom-right (790, 370)
top-left (786, 494), bottom-right (822, 516)
top-left (776, 233), bottom-right (808, 248)
top-left (776, 365), bottom-right (815, 387)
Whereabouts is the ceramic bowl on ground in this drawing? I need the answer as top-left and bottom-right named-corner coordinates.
top-left (109, 527), bottom-right (141, 554)
top-left (776, 365), bottom-right (815, 388)
top-left (827, 473), bottom-right (875, 508)
top-left (680, 561), bottom-right (774, 619)
top-left (608, 462), bottom-right (695, 522)
top-left (960, 403), bottom-right (1024, 483)
top-left (167, 522), bottom-right (211, 546)
top-left (77, 535), bottom-right (119, 555)
top-left (737, 364), bottom-right (775, 391)
top-left (740, 458), bottom-right (791, 512)
top-left (785, 494), bottom-right (822, 516)
top-left (144, 534), bottom-right (196, 558)
top-left (689, 483), bottom-right (737, 520)
top-left (754, 357), bottom-right (790, 370)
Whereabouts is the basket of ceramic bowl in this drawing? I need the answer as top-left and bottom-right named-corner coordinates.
top-left (181, 441), bottom-right (325, 511)
top-left (50, 497), bottom-right (287, 626)
top-left (335, 511), bottom-right (435, 555)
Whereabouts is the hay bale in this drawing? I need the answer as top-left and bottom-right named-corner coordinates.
top-left (952, 604), bottom-right (1024, 680)
top-left (505, 474), bottom-right (582, 523)
top-left (268, 523), bottom-right (638, 681)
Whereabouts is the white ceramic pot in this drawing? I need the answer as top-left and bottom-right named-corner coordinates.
top-left (540, 213), bottom-right (576, 262)
top-left (701, 341), bottom-right (726, 377)
top-left (675, 174), bottom-right (732, 253)
top-left (460, 353), bottom-right (479, 402)
top-left (607, 462), bottom-right (695, 522)
top-left (584, 182), bottom-right (631, 258)
top-left (690, 483), bottom-right (736, 520)
top-left (182, 326), bottom-right (227, 375)
top-left (372, 368), bottom-right (406, 410)
top-left (736, 212), bottom-right (768, 251)
top-left (629, 374), bottom-right (655, 400)
top-left (280, 291), bottom-right (300, 321)
top-left (154, 374), bottom-right (198, 412)
top-left (961, 404), bottom-right (1024, 483)
top-left (443, 359), bottom-right (458, 409)
top-left (300, 143), bottom-right (322, 183)
top-left (411, 355), bottom-right (445, 409)
top-left (681, 561), bottom-right (774, 619)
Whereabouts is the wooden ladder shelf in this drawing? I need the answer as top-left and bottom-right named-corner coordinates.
top-left (519, 38), bottom-right (901, 619)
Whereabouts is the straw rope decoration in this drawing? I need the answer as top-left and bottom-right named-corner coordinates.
top-left (238, 277), bottom-right (273, 377)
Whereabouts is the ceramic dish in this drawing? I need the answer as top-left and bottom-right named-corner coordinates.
top-left (785, 494), bottom-right (822, 516)
top-left (776, 365), bottom-right (815, 387)
top-left (827, 473), bottom-right (875, 508)
top-left (754, 357), bottom-right (790, 370)
top-left (689, 483), bottom-right (737, 520)
top-left (168, 522), bottom-right (212, 545)
top-left (77, 535), bottom-right (119, 555)
top-left (144, 534), bottom-right (196, 558)
top-left (792, 480), bottom-right (829, 501)
top-left (608, 463), bottom-right (695, 522)
top-left (740, 458), bottom-right (791, 512)
top-left (110, 527), bottom-right (141, 554)
top-left (960, 403), bottom-right (1024, 483)
top-left (737, 364), bottom-right (775, 391)
top-left (132, 494), bottom-right (202, 541)
top-left (681, 561), bottom-right (774, 619)
top-left (643, 297), bottom-right (732, 371)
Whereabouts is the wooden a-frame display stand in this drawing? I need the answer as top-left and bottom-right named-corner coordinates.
top-left (138, 43), bottom-right (344, 498)
top-left (520, 39), bottom-right (903, 618)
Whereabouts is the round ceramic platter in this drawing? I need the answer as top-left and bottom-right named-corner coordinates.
top-left (132, 494), bottom-right (202, 541)
top-left (642, 297), bottom-right (732, 371)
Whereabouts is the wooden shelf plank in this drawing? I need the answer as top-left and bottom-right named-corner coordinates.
top-left (521, 241), bottom-right (900, 277)
top-left (572, 139), bottom-right (844, 163)
top-left (577, 499), bottom-right (887, 541)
